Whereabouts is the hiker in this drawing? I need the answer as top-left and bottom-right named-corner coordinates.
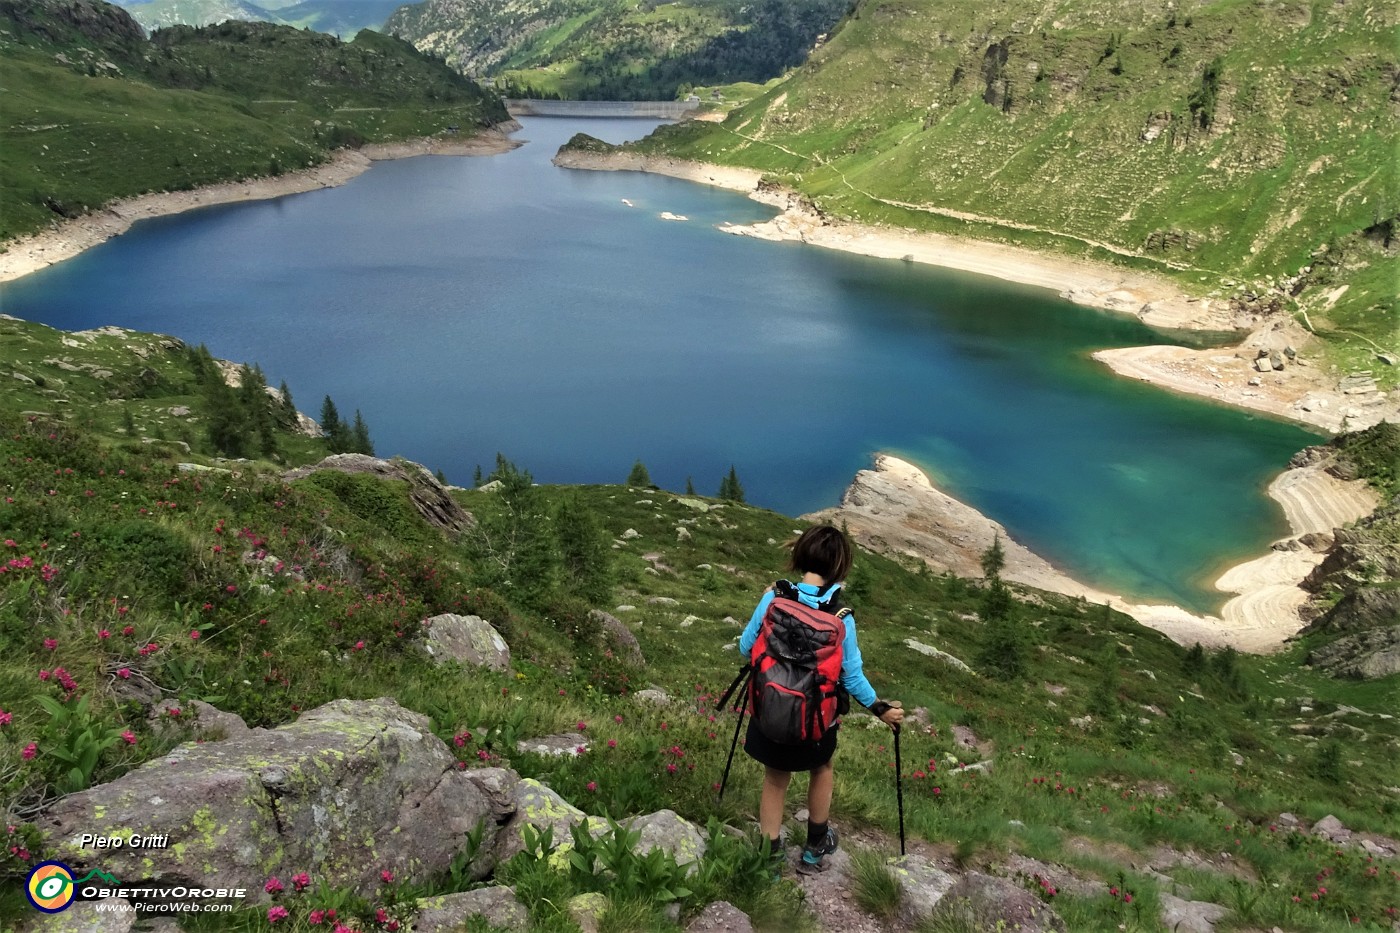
top-left (738, 524), bottom-right (904, 873)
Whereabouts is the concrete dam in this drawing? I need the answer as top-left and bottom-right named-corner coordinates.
top-left (504, 100), bottom-right (700, 119)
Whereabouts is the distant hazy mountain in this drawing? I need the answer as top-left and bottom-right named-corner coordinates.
top-left (113, 0), bottom-right (404, 37)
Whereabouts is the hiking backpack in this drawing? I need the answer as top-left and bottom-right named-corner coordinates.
top-left (748, 580), bottom-right (850, 745)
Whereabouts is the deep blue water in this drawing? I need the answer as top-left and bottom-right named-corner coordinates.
top-left (0, 117), bottom-right (1318, 611)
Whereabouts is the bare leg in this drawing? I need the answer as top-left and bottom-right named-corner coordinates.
top-left (807, 762), bottom-right (834, 825)
top-left (760, 767), bottom-right (793, 841)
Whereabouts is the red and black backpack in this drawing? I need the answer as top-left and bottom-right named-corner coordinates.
top-left (749, 580), bottom-right (850, 745)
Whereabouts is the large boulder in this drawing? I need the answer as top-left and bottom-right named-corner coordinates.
top-left (591, 609), bottom-right (645, 666)
top-left (421, 613), bottom-right (511, 671)
top-left (38, 699), bottom-right (511, 900)
top-left (283, 454), bottom-right (473, 537)
top-left (687, 901), bottom-right (754, 933)
top-left (925, 872), bottom-right (1066, 932)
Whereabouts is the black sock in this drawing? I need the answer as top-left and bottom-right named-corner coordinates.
top-left (806, 820), bottom-right (828, 848)
top-left (761, 836), bottom-right (781, 856)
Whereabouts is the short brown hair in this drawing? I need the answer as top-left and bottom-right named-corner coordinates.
top-left (787, 525), bottom-right (853, 583)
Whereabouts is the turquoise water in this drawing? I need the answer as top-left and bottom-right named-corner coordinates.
top-left (0, 117), bottom-right (1318, 612)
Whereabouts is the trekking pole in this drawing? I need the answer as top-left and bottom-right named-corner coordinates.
top-left (717, 667), bottom-right (751, 803)
top-left (893, 722), bottom-right (906, 856)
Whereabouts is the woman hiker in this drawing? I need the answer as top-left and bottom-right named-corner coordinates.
top-left (738, 524), bottom-right (904, 873)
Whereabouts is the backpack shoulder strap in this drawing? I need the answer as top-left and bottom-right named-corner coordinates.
top-left (772, 579), bottom-right (799, 601)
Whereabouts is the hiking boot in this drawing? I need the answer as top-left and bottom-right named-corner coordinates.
top-left (797, 825), bottom-right (838, 874)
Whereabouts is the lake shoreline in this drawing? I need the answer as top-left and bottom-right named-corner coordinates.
top-left (552, 149), bottom-right (1398, 435)
top-left (0, 124), bottom-right (522, 284)
top-left (806, 452), bottom-right (1377, 653)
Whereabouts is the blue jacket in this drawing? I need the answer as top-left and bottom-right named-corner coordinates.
top-left (738, 581), bottom-right (878, 708)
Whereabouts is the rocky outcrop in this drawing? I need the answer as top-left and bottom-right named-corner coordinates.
top-left (591, 609), bottom-right (645, 666)
top-left (801, 454), bottom-right (1090, 594)
top-left (39, 699), bottom-right (510, 899)
top-left (283, 454), bottom-right (473, 536)
top-left (1159, 894), bottom-right (1229, 933)
top-left (421, 612), bottom-right (511, 671)
top-left (687, 902), bottom-right (754, 933)
top-left (1307, 626), bottom-right (1400, 679)
top-left (927, 872), bottom-right (1067, 932)
top-left (889, 854), bottom-right (958, 926)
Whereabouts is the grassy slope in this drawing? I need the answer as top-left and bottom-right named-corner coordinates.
top-left (115, 0), bottom-right (403, 36)
top-left (0, 315), bottom-right (1397, 931)
top-left (0, 1), bottom-right (507, 241)
top-left (631, 0), bottom-right (1399, 380)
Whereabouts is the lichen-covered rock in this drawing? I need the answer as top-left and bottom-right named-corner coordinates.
top-left (495, 778), bottom-right (595, 864)
top-left (621, 809), bottom-right (707, 873)
top-left (421, 613), bottom-right (510, 671)
top-left (889, 854), bottom-right (958, 926)
top-left (687, 901), bottom-right (754, 933)
top-left (38, 698), bottom-right (510, 899)
top-left (925, 872), bottom-right (1066, 932)
top-left (282, 454), bottom-right (473, 536)
top-left (634, 688), bottom-right (671, 706)
top-left (567, 891), bottom-right (608, 933)
top-left (1307, 624), bottom-right (1400, 680)
top-left (415, 887), bottom-right (529, 932)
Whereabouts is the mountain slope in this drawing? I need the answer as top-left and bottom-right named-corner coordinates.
top-left (628, 0), bottom-right (1398, 372)
top-left (0, 0), bottom-right (507, 240)
top-left (383, 0), bottom-right (848, 100)
top-left (0, 313), bottom-right (1397, 929)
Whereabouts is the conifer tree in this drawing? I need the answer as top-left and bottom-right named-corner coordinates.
top-left (555, 493), bottom-right (613, 605)
top-left (627, 460), bottom-right (652, 487)
top-left (351, 410), bottom-right (374, 456)
top-left (473, 464), bottom-right (483, 487)
top-left (279, 380), bottom-right (297, 421)
top-left (975, 535), bottom-right (1025, 679)
top-left (718, 465), bottom-right (745, 502)
top-left (685, 476), bottom-right (695, 496)
top-left (320, 395), bottom-right (342, 438)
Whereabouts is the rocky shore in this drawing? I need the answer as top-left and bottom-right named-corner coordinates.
top-left (0, 124), bottom-right (522, 283)
top-left (804, 453), bottom-right (1377, 652)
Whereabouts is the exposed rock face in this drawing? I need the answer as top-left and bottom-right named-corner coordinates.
top-left (283, 454), bottom-right (473, 536)
top-left (889, 853), bottom-right (958, 926)
top-left (927, 872), bottom-right (1067, 932)
top-left (495, 778), bottom-right (596, 864)
top-left (415, 887), bottom-right (529, 932)
top-left (421, 613), bottom-right (511, 671)
top-left (1159, 894), bottom-right (1229, 933)
top-left (1307, 625), bottom-right (1400, 679)
top-left (39, 699), bottom-right (510, 898)
top-left (802, 455), bottom-right (1102, 597)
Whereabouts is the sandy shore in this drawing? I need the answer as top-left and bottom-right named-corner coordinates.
top-left (805, 453), bottom-right (1377, 652)
top-left (554, 149), bottom-right (1398, 433)
top-left (0, 125), bottom-right (522, 284)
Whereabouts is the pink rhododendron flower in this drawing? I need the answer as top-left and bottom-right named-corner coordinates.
top-left (264, 877), bottom-right (284, 895)
top-left (121, 731), bottom-right (136, 745)
top-left (267, 906), bottom-right (288, 922)
top-left (21, 743), bottom-right (37, 760)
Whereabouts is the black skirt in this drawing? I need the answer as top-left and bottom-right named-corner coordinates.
top-left (743, 716), bottom-right (839, 772)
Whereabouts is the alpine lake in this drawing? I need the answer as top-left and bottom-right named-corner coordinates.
top-left (0, 117), bottom-right (1319, 613)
